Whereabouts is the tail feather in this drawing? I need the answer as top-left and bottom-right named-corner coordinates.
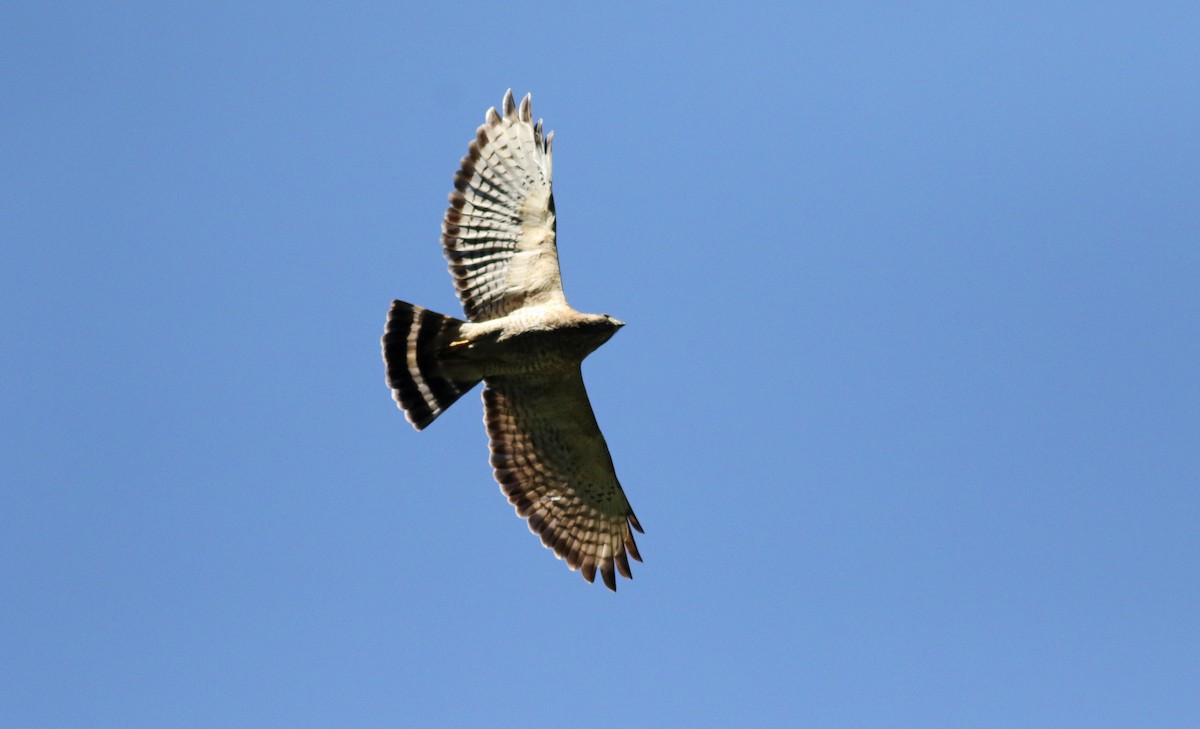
top-left (382, 300), bottom-right (481, 430)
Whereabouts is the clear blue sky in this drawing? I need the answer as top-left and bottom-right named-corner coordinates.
top-left (3, 2), bottom-right (1198, 727)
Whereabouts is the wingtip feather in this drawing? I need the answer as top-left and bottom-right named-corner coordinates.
top-left (600, 559), bottom-right (617, 591)
top-left (615, 551), bottom-right (632, 579)
top-left (625, 531), bottom-right (642, 563)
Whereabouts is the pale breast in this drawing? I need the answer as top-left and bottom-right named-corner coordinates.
top-left (460, 305), bottom-right (593, 376)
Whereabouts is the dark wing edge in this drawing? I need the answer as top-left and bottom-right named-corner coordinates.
top-left (482, 371), bottom-right (642, 591)
top-left (441, 89), bottom-right (563, 322)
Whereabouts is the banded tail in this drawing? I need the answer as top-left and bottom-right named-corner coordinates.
top-left (382, 301), bottom-right (482, 430)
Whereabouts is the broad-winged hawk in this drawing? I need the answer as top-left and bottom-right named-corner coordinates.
top-left (382, 90), bottom-right (643, 591)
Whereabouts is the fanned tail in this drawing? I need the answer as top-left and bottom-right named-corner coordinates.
top-left (382, 301), bottom-right (481, 430)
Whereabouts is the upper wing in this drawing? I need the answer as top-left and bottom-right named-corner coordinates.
top-left (483, 370), bottom-right (643, 591)
top-left (442, 90), bottom-right (565, 322)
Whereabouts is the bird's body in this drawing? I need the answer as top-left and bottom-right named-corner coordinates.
top-left (382, 91), bottom-right (642, 591)
top-left (459, 306), bottom-right (623, 373)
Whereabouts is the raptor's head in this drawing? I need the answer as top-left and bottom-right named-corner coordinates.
top-left (577, 312), bottom-right (624, 355)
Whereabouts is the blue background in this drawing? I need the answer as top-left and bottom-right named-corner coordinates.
top-left (3, 3), bottom-right (1197, 727)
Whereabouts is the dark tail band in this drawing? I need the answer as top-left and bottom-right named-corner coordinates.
top-left (382, 300), bottom-right (481, 430)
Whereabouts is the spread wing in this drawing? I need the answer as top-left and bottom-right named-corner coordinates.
top-left (442, 89), bottom-right (565, 322)
top-left (483, 371), bottom-right (643, 591)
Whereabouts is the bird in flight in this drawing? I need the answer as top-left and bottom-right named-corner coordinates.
top-left (382, 90), bottom-right (643, 591)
